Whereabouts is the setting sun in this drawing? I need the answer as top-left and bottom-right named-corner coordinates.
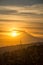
top-left (11, 31), bottom-right (21, 37)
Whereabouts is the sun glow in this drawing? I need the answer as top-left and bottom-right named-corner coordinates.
top-left (11, 31), bottom-right (21, 37)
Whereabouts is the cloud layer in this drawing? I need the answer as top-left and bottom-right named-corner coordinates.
top-left (0, 0), bottom-right (43, 38)
top-left (0, 4), bottom-right (43, 16)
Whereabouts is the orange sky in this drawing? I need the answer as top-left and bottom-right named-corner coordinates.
top-left (0, 0), bottom-right (43, 47)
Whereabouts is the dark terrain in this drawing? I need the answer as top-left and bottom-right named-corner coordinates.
top-left (0, 42), bottom-right (43, 65)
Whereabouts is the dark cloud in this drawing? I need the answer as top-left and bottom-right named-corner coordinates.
top-left (21, 27), bottom-right (43, 30)
top-left (19, 12), bottom-right (43, 16)
top-left (0, 19), bottom-right (26, 23)
top-left (0, 10), bottom-right (17, 15)
top-left (0, 0), bottom-right (43, 6)
top-left (32, 32), bottom-right (43, 35)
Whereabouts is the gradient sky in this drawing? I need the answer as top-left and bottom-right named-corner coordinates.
top-left (0, 0), bottom-right (43, 47)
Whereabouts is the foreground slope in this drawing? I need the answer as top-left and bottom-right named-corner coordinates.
top-left (0, 42), bottom-right (43, 65)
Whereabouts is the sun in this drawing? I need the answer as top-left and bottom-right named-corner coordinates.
top-left (11, 31), bottom-right (20, 37)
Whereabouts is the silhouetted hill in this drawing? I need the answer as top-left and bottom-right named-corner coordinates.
top-left (0, 42), bottom-right (43, 65)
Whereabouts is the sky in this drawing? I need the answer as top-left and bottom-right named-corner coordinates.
top-left (0, 0), bottom-right (43, 47)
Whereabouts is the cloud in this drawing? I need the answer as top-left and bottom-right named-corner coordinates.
top-left (0, 19), bottom-right (26, 23)
top-left (32, 32), bottom-right (43, 35)
top-left (0, 4), bottom-right (43, 15)
top-left (0, 10), bottom-right (18, 15)
top-left (19, 12), bottom-right (43, 16)
top-left (0, 0), bottom-right (43, 6)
